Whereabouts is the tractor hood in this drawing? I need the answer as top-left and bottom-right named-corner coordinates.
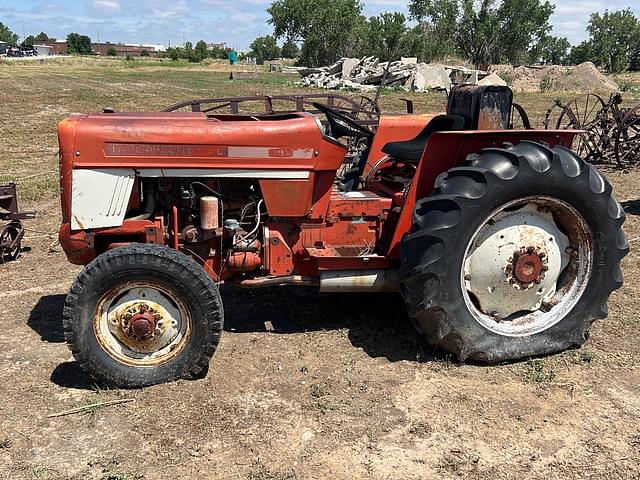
top-left (59, 111), bottom-right (343, 171)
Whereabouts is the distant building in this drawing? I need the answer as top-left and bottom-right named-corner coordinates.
top-left (92, 42), bottom-right (165, 57)
top-left (0, 41), bottom-right (7, 55)
top-left (140, 44), bottom-right (166, 53)
top-left (41, 40), bottom-right (166, 57)
top-left (207, 42), bottom-right (227, 51)
top-left (34, 44), bottom-right (53, 56)
top-left (43, 40), bottom-right (69, 55)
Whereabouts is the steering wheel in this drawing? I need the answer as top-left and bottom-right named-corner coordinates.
top-left (312, 102), bottom-right (373, 139)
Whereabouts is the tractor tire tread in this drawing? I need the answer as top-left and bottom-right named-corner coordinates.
top-left (63, 244), bottom-right (223, 388)
top-left (400, 141), bottom-right (628, 362)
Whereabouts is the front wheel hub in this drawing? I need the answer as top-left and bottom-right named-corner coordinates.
top-left (97, 284), bottom-right (189, 362)
top-left (129, 310), bottom-right (157, 340)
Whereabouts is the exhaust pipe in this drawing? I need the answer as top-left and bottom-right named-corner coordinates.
top-left (235, 270), bottom-right (399, 292)
top-left (319, 269), bottom-right (399, 293)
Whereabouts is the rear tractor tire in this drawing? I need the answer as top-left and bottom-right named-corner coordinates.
top-left (63, 244), bottom-right (224, 388)
top-left (400, 141), bottom-right (628, 362)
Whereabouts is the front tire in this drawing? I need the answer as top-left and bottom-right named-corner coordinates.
top-left (63, 244), bottom-right (223, 387)
top-left (400, 141), bottom-right (628, 362)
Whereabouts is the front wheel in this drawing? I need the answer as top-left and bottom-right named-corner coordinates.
top-left (63, 244), bottom-right (224, 387)
top-left (400, 141), bottom-right (628, 362)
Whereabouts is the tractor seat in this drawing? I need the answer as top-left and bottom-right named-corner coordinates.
top-left (381, 114), bottom-right (465, 162)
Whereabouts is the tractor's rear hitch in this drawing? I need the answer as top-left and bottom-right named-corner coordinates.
top-left (0, 183), bottom-right (35, 262)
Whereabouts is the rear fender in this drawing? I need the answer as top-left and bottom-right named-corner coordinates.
top-left (387, 129), bottom-right (579, 258)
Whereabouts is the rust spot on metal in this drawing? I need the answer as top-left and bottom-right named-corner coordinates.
top-left (478, 106), bottom-right (505, 130)
top-left (514, 253), bottom-right (544, 284)
top-left (72, 214), bottom-right (85, 231)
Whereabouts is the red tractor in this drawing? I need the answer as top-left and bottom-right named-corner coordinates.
top-left (57, 86), bottom-right (628, 387)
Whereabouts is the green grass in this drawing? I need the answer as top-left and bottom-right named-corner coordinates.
top-left (577, 350), bottom-right (597, 363)
top-left (31, 466), bottom-right (54, 480)
top-left (101, 473), bottom-right (144, 480)
top-left (524, 359), bottom-right (556, 383)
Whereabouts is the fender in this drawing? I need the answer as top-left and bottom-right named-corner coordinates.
top-left (387, 129), bottom-right (581, 258)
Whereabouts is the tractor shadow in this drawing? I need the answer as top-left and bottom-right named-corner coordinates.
top-left (622, 200), bottom-right (640, 216)
top-left (31, 287), bottom-right (450, 390)
top-left (28, 295), bottom-right (97, 389)
top-left (28, 294), bottom-right (66, 343)
top-left (220, 285), bottom-right (448, 363)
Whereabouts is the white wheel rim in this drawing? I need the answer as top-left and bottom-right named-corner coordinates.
top-left (461, 197), bottom-right (592, 337)
top-left (94, 281), bottom-right (191, 366)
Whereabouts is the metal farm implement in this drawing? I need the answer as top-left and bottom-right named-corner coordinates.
top-left (544, 92), bottom-right (640, 168)
top-left (0, 183), bottom-right (35, 262)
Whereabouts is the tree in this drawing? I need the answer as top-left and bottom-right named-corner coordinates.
top-left (67, 33), bottom-right (92, 55)
top-left (21, 35), bottom-right (35, 47)
top-left (281, 39), bottom-right (300, 59)
top-left (408, 0), bottom-right (459, 61)
top-left (585, 9), bottom-right (640, 72)
top-left (362, 12), bottom-right (407, 61)
top-left (107, 47), bottom-right (117, 56)
top-left (568, 41), bottom-right (592, 65)
top-left (209, 46), bottom-right (230, 59)
top-left (535, 34), bottom-right (571, 64)
top-left (183, 41), bottom-right (194, 61)
top-left (34, 32), bottom-right (50, 42)
top-left (407, 0), bottom-right (556, 66)
top-left (169, 48), bottom-right (180, 61)
top-left (631, 44), bottom-right (640, 71)
top-left (249, 35), bottom-right (281, 64)
top-left (194, 40), bottom-right (208, 62)
top-left (140, 49), bottom-right (150, 57)
top-left (268, 0), bottom-right (366, 66)
top-left (0, 22), bottom-right (18, 46)
top-left (496, 0), bottom-right (555, 64)
top-left (457, 0), bottom-right (501, 67)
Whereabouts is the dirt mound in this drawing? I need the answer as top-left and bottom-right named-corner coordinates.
top-left (490, 62), bottom-right (618, 93)
top-left (552, 61), bottom-right (619, 92)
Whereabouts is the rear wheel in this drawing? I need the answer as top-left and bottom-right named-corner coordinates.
top-left (400, 141), bottom-right (628, 362)
top-left (63, 244), bottom-right (223, 387)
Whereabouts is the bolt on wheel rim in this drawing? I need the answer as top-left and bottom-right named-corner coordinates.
top-left (461, 197), bottom-right (592, 337)
top-left (95, 281), bottom-right (191, 366)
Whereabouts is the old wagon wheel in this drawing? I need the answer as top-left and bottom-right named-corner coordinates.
top-left (614, 102), bottom-right (640, 169)
top-left (333, 95), bottom-right (380, 119)
top-left (330, 96), bottom-right (379, 162)
top-left (0, 222), bottom-right (22, 262)
top-left (509, 103), bottom-right (531, 129)
top-left (545, 94), bottom-right (608, 163)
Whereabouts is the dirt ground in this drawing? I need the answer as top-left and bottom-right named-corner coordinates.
top-left (1, 59), bottom-right (640, 480)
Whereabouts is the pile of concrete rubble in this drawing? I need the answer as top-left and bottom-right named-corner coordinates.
top-left (286, 57), bottom-right (503, 92)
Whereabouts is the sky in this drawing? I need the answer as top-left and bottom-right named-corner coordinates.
top-left (0, 0), bottom-right (638, 52)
